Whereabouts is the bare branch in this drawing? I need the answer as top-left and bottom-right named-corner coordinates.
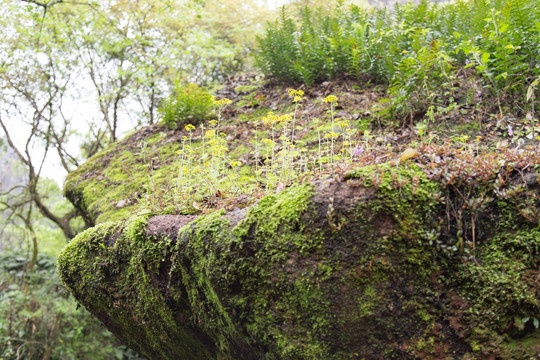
top-left (20, 0), bottom-right (64, 8)
top-left (0, 114), bottom-right (30, 167)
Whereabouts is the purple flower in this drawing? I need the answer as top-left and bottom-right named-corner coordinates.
top-left (508, 124), bottom-right (514, 137)
top-left (353, 145), bottom-right (364, 157)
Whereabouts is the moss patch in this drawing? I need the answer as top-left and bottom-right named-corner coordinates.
top-left (58, 217), bottom-right (217, 360)
top-left (64, 125), bottom-right (184, 224)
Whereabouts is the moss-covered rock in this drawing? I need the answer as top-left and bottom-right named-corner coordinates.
top-left (60, 74), bottom-right (540, 359)
top-left (58, 165), bottom-right (540, 359)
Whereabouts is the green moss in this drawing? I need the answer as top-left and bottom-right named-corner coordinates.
top-left (170, 210), bottom-right (240, 354)
top-left (64, 131), bottom-right (183, 224)
top-left (348, 164), bottom-right (539, 358)
top-left (456, 227), bottom-right (540, 350)
top-left (60, 185), bottom-right (320, 359)
top-left (350, 163), bottom-right (441, 252)
top-left (227, 144), bottom-right (248, 160)
top-left (145, 131), bottom-right (168, 145)
top-left (58, 215), bottom-right (217, 360)
top-left (229, 184), bottom-right (336, 359)
top-left (234, 183), bottom-right (313, 238)
top-left (237, 106), bottom-right (273, 122)
top-left (357, 285), bottom-right (379, 317)
top-left (501, 328), bottom-right (540, 359)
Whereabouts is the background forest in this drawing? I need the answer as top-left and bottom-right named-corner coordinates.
top-left (1, 0), bottom-right (538, 358)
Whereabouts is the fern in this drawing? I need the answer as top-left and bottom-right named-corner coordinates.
top-left (255, 0), bottom-right (540, 119)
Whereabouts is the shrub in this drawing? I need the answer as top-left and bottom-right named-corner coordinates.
top-left (159, 83), bottom-right (215, 127)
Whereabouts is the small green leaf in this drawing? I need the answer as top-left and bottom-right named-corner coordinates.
top-left (527, 86), bottom-right (534, 102)
top-left (477, 65), bottom-right (487, 72)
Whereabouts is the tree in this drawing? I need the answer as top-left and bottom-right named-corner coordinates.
top-left (0, 1), bottom-right (85, 268)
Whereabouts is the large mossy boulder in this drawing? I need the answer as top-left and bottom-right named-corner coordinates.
top-left (58, 163), bottom-right (540, 359)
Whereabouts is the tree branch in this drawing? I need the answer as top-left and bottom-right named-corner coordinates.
top-left (20, 0), bottom-right (64, 8)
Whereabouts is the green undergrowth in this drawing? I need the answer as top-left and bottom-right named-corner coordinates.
top-left (159, 83), bottom-right (215, 128)
top-left (0, 252), bottom-right (142, 360)
top-left (257, 0), bottom-right (540, 126)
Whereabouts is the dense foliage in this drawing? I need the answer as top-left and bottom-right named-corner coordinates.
top-left (256, 0), bottom-right (540, 117)
top-left (0, 252), bottom-right (143, 360)
top-left (159, 83), bottom-right (215, 127)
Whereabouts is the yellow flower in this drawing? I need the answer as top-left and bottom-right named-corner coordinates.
top-left (325, 132), bottom-right (339, 139)
top-left (214, 98), bottom-right (232, 106)
top-left (288, 89), bottom-right (305, 103)
top-left (323, 95), bottom-right (338, 104)
top-left (205, 129), bottom-right (215, 138)
top-left (338, 120), bottom-right (349, 128)
top-left (263, 138), bottom-right (273, 144)
top-left (287, 88), bottom-right (303, 96)
top-left (262, 112), bottom-right (278, 126)
top-left (209, 120), bottom-right (218, 127)
top-left (184, 124), bottom-right (195, 131)
top-left (279, 114), bottom-right (292, 122)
